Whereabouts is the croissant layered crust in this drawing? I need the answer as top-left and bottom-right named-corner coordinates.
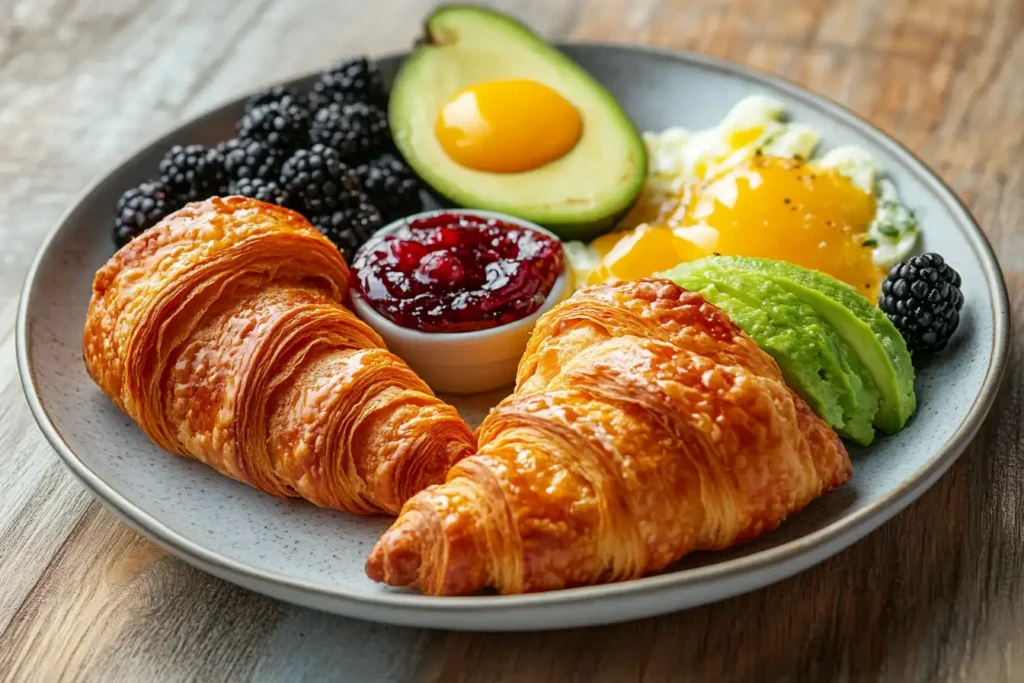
top-left (84, 197), bottom-right (476, 515)
top-left (366, 279), bottom-right (851, 594)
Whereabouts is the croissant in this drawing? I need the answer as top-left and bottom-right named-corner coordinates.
top-left (83, 197), bottom-right (475, 515)
top-left (366, 278), bottom-right (851, 594)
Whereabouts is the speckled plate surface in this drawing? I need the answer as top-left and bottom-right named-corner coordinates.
top-left (17, 45), bottom-right (1010, 631)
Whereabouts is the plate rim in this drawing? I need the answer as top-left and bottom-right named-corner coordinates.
top-left (16, 42), bottom-right (1011, 627)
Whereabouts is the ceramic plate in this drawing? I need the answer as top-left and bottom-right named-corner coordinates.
top-left (17, 45), bottom-right (1010, 631)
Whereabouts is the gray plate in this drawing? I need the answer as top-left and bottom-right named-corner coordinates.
top-left (17, 44), bottom-right (1010, 631)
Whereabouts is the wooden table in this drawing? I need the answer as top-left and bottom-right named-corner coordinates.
top-left (1, 0), bottom-right (1021, 680)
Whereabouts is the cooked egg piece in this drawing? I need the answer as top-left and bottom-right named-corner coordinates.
top-left (579, 155), bottom-right (884, 298)
top-left (680, 155), bottom-right (883, 298)
top-left (642, 96), bottom-right (818, 193)
top-left (435, 79), bottom-right (582, 173)
top-left (563, 96), bottom-right (921, 295)
top-left (562, 240), bottom-right (602, 288)
top-left (589, 224), bottom-right (706, 284)
top-left (626, 95), bottom-right (822, 233)
top-left (815, 146), bottom-right (920, 266)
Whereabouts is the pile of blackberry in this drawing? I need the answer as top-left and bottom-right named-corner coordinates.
top-left (111, 57), bottom-right (424, 257)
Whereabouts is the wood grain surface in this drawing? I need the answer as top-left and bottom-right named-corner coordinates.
top-left (0, 0), bottom-right (1021, 681)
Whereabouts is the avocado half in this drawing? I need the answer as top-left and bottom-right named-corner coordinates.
top-left (388, 4), bottom-right (648, 241)
top-left (664, 256), bottom-right (916, 440)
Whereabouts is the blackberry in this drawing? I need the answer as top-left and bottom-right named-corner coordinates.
top-left (279, 144), bottom-right (361, 215)
top-left (879, 252), bottom-right (964, 353)
top-left (309, 101), bottom-right (389, 161)
top-left (220, 137), bottom-right (286, 182)
top-left (112, 181), bottom-right (177, 248)
top-left (230, 177), bottom-right (291, 207)
top-left (354, 153), bottom-right (422, 221)
top-left (245, 84), bottom-right (307, 113)
top-left (158, 144), bottom-right (228, 202)
top-left (236, 98), bottom-right (310, 152)
top-left (310, 193), bottom-right (383, 260)
top-left (309, 57), bottom-right (386, 109)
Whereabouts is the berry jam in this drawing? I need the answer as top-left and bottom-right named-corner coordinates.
top-left (351, 212), bottom-right (564, 333)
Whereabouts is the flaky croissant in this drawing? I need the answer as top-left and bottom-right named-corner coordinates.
top-left (366, 279), bottom-right (851, 594)
top-left (84, 197), bottom-right (475, 514)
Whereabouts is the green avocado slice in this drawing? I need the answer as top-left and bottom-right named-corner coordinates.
top-left (827, 332), bottom-right (880, 444)
top-left (388, 4), bottom-right (647, 241)
top-left (669, 267), bottom-right (879, 445)
top-left (668, 256), bottom-right (916, 434)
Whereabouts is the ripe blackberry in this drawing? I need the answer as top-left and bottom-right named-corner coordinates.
top-left (309, 57), bottom-right (386, 109)
top-left (230, 177), bottom-right (291, 207)
top-left (279, 144), bottom-right (361, 215)
top-left (309, 101), bottom-right (389, 161)
top-left (354, 153), bottom-right (422, 222)
top-left (879, 252), bottom-right (964, 353)
top-left (220, 137), bottom-right (286, 182)
top-left (158, 144), bottom-right (227, 202)
top-left (112, 181), bottom-right (177, 248)
top-left (245, 84), bottom-right (307, 113)
top-left (310, 193), bottom-right (383, 260)
top-left (236, 98), bottom-right (310, 152)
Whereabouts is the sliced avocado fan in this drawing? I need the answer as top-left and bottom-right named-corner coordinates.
top-left (670, 266), bottom-right (879, 445)
top-left (663, 256), bottom-right (916, 437)
top-left (713, 256), bottom-right (916, 434)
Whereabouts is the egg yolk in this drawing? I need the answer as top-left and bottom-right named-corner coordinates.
top-left (681, 156), bottom-right (882, 298)
top-left (590, 224), bottom-right (705, 284)
top-left (435, 79), bottom-right (583, 173)
top-left (592, 155), bottom-right (883, 298)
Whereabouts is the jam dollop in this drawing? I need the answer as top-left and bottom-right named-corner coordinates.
top-left (351, 212), bottom-right (564, 333)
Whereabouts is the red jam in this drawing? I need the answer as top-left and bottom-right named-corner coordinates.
top-left (351, 212), bottom-right (564, 333)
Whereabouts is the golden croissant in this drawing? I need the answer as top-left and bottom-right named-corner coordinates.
top-left (366, 279), bottom-right (851, 594)
top-left (83, 197), bottom-right (475, 515)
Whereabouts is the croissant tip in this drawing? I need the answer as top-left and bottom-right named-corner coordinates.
top-left (365, 522), bottom-right (422, 588)
top-left (364, 546), bottom-right (387, 583)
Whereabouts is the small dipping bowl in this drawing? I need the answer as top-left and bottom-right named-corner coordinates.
top-left (350, 209), bottom-right (571, 394)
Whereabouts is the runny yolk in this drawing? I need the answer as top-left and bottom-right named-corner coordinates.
top-left (589, 155), bottom-right (884, 298)
top-left (680, 156), bottom-right (882, 298)
top-left (590, 224), bottom-right (706, 283)
top-left (435, 79), bottom-right (583, 173)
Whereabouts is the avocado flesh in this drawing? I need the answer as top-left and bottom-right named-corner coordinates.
top-left (389, 4), bottom-right (647, 241)
top-left (670, 268), bottom-right (878, 445)
top-left (827, 334), bottom-right (880, 444)
top-left (668, 256), bottom-right (915, 434)
top-left (711, 256), bottom-right (916, 433)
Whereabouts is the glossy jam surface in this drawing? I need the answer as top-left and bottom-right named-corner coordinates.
top-left (352, 213), bottom-right (564, 333)
top-left (435, 79), bottom-right (582, 173)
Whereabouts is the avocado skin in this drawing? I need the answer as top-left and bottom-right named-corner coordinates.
top-left (670, 268), bottom-right (879, 445)
top-left (389, 4), bottom-right (647, 242)
top-left (532, 209), bottom-right (636, 243)
top-left (422, 191), bottom-right (634, 242)
top-left (665, 256), bottom-right (916, 436)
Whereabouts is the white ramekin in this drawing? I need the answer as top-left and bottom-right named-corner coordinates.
top-left (350, 210), bottom-right (571, 395)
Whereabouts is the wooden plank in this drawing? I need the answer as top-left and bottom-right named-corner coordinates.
top-left (0, 0), bottom-right (1020, 680)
